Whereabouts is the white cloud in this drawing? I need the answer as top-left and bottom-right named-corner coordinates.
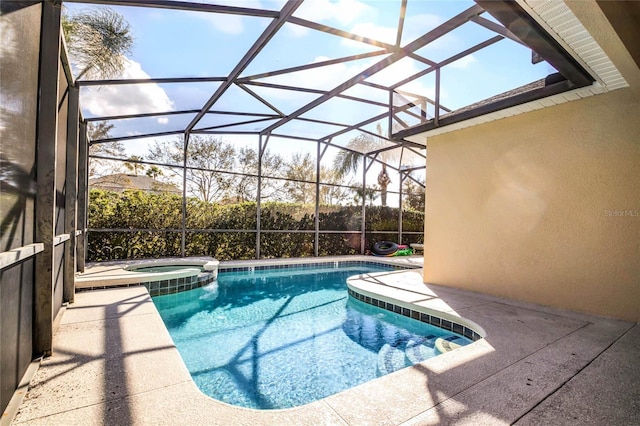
top-left (80, 58), bottom-right (174, 117)
top-left (343, 22), bottom-right (397, 46)
top-left (447, 54), bottom-right (476, 69)
top-left (157, 117), bottom-right (170, 125)
top-left (402, 13), bottom-right (446, 42)
top-left (286, 22), bottom-right (311, 38)
top-left (287, 0), bottom-right (375, 38)
top-left (198, 13), bottom-right (245, 35)
top-left (295, 0), bottom-right (374, 26)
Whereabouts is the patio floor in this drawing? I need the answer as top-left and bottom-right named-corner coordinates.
top-left (10, 257), bottom-right (639, 425)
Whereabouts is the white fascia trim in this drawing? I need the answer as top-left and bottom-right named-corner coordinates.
top-left (520, 0), bottom-right (628, 91)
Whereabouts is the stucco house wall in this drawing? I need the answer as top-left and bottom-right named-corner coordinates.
top-left (422, 1), bottom-right (639, 321)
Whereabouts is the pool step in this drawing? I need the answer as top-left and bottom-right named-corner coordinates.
top-left (376, 344), bottom-right (409, 377)
top-left (434, 336), bottom-right (464, 354)
top-left (405, 335), bottom-right (437, 364)
top-left (376, 334), bottom-right (467, 376)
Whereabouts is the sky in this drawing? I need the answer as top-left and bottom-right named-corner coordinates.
top-left (65, 0), bottom-right (555, 190)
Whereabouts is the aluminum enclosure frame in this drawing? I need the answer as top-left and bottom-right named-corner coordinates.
top-left (63, 0), bottom-right (593, 258)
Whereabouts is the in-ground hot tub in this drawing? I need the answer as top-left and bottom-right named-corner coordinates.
top-left (76, 258), bottom-right (219, 296)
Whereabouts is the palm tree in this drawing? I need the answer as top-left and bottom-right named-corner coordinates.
top-left (145, 165), bottom-right (163, 180)
top-left (378, 164), bottom-right (391, 206)
top-left (332, 124), bottom-right (397, 206)
top-left (353, 186), bottom-right (379, 207)
top-left (62, 7), bottom-right (134, 80)
top-left (124, 155), bottom-right (144, 175)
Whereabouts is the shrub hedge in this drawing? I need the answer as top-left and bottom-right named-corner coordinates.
top-left (87, 189), bottom-right (424, 261)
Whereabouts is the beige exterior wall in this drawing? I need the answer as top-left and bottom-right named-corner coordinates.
top-left (423, 1), bottom-right (640, 321)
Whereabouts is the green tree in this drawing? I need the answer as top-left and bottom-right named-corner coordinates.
top-left (403, 176), bottom-right (425, 211)
top-left (318, 167), bottom-right (351, 206)
top-left (230, 146), bottom-right (285, 203)
top-left (229, 146), bottom-right (258, 203)
top-left (147, 136), bottom-right (235, 202)
top-left (284, 152), bottom-right (315, 203)
top-left (62, 7), bottom-right (134, 80)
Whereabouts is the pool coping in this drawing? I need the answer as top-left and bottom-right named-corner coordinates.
top-left (11, 256), bottom-right (638, 425)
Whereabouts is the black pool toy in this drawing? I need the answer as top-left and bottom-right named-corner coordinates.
top-left (371, 241), bottom-right (399, 256)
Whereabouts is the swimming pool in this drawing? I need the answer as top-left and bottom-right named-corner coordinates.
top-left (153, 263), bottom-right (472, 409)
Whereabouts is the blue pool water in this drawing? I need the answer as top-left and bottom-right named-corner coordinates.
top-left (153, 264), bottom-right (471, 409)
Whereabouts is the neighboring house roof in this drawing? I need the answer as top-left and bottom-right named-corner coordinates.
top-left (89, 174), bottom-right (181, 195)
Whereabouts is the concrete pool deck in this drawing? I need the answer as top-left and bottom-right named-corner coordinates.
top-left (10, 256), bottom-right (639, 425)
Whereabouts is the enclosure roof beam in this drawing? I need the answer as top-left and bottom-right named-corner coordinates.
top-left (287, 16), bottom-right (396, 50)
top-left (85, 110), bottom-right (201, 122)
top-left (236, 84), bottom-right (286, 117)
top-left (190, 130), bottom-right (261, 136)
top-left (393, 89), bottom-right (446, 111)
top-left (76, 76), bottom-right (226, 86)
top-left (357, 81), bottom-right (390, 92)
top-left (184, 0), bottom-right (301, 134)
top-left (395, 0), bottom-right (407, 48)
top-left (64, 0), bottom-right (280, 18)
top-left (269, 133), bottom-right (318, 143)
top-left (261, 4), bottom-right (484, 135)
top-left (288, 94), bottom-right (429, 150)
top-left (399, 165), bottom-right (425, 173)
top-left (84, 109), bottom-right (279, 122)
top-left (241, 81), bottom-right (389, 108)
top-left (297, 117), bottom-right (352, 130)
top-left (407, 53), bottom-right (439, 68)
top-left (470, 15), bottom-right (527, 47)
top-left (193, 117), bottom-right (276, 132)
top-left (90, 130), bottom-right (184, 144)
top-left (238, 50), bottom-right (390, 83)
top-left (390, 35), bottom-right (504, 91)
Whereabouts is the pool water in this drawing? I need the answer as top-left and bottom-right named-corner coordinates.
top-left (153, 264), bottom-right (471, 409)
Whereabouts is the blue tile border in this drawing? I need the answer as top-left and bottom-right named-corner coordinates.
top-left (218, 260), bottom-right (411, 275)
top-left (347, 288), bottom-right (483, 342)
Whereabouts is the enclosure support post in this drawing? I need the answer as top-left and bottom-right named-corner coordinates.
top-left (360, 156), bottom-right (367, 255)
top-left (64, 86), bottom-right (79, 303)
top-left (256, 134), bottom-right (265, 259)
top-left (34, 0), bottom-right (61, 356)
top-left (314, 141), bottom-right (321, 257)
top-left (435, 67), bottom-right (441, 126)
top-left (77, 122), bottom-right (88, 272)
top-left (314, 141), bottom-right (331, 257)
top-left (388, 90), bottom-right (394, 139)
top-left (399, 168), bottom-right (405, 245)
top-left (181, 133), bottom-right (189, 257)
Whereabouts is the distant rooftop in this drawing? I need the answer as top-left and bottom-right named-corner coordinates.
top-left (89, 173), bottom-right (181, 195)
